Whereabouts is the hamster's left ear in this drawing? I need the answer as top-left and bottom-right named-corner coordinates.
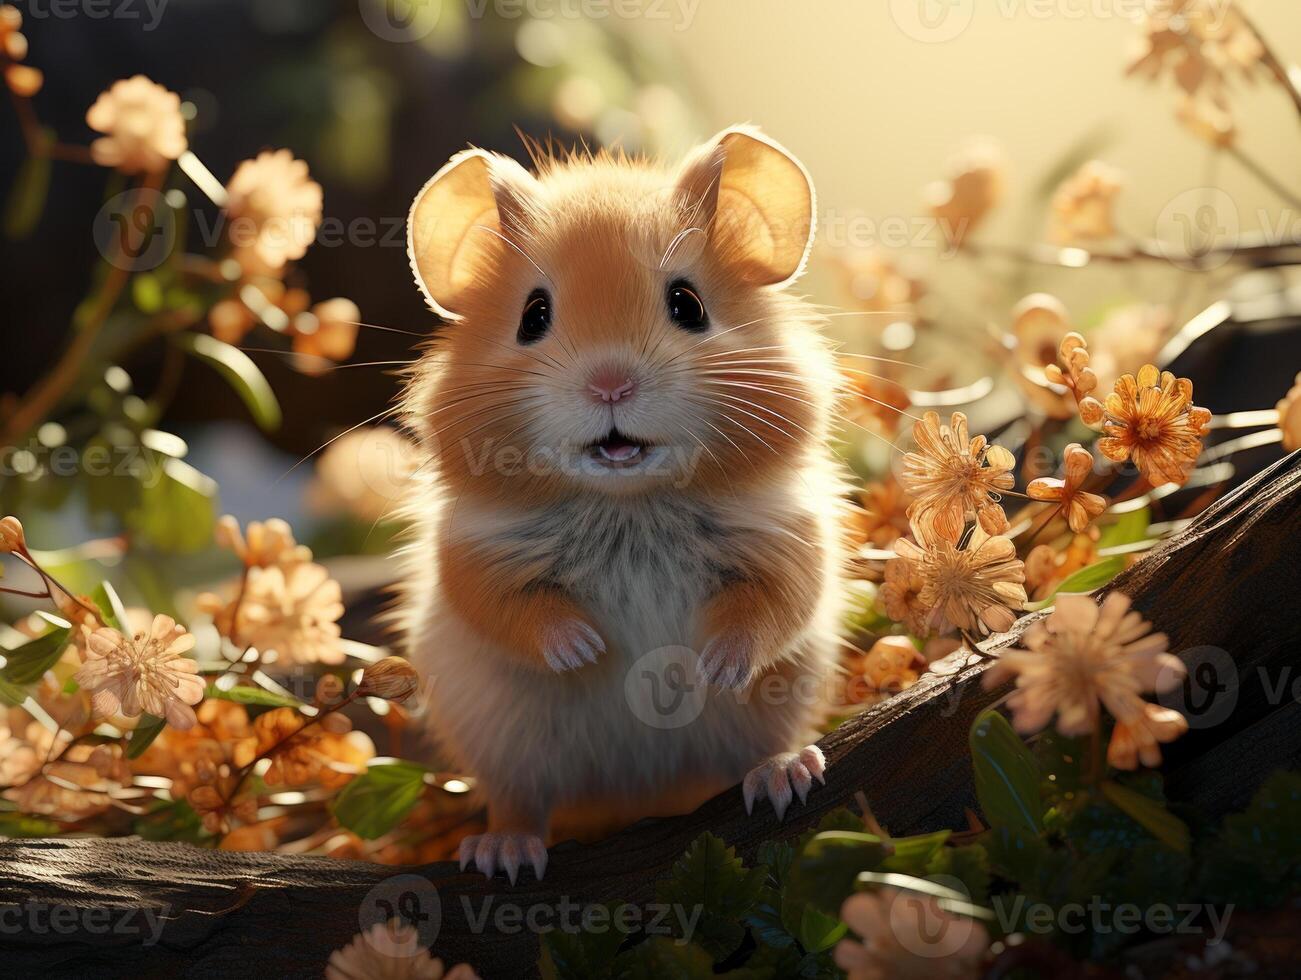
top-left (675, 125), bottom-right (815, 286)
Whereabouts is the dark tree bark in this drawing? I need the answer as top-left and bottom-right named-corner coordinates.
top-left (2, 451), bottom-right (1299, 980)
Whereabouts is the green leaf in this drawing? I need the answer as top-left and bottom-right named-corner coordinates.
top-left (127, 714), bottom-right (167, 759)
top-left (788, 831), bottom-right (887, 918)
top-left (1, 620), bottom-right (72, 685)
top-left (205, 683), bottom-right (304, 708)
top-left (1098, 505), bottom-right (1150, 549)
top-left (127, 457), bottom-right (217, 553)
top-left (133, 798), bottom-right (209, 844)
top-left (332, 761), bottom-right (428, 839)
top-left (982, 826), bottom-right (1048, 886)
top-left (882, 830), bottom-right (951, 875)
top-left (539, 903), bottom-right (627, 980)
top-left (656, 832), bottom-right (767, 961)
top-left (91, 581), bottom-right (129, 631)
top-left (1027, 556), bottom-right (1127, 609)
top-left (0, 676), bottom-right (28, 707)
top-left (1101, 781), bottom-right (1191, 854)
top-left (4, 146), bottom-right (52, 239)
top-left (970, 710), bottom-right (1042, 834)
top-left (173, 332), bottom-right (282, 432)
top-left (0, 811), bottom-right (61, 837)
top-left (611, 938), bottom-right (717, 980)
top-left (132, 273), bottom-right (165, 313)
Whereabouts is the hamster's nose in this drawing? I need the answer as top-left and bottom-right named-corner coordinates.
top-left (587, 368), bottom-right (637, 404)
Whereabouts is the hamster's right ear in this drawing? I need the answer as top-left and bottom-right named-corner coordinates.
top-left (407, 149), bottom-right (539, 320)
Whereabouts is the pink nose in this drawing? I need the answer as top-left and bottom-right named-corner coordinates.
top-left (588, 371), bottom-right (637, 404)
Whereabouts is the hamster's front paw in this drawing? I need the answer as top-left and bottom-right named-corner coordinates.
top-left (699, 628), bottom-right (757, 689)
top-left (541, 618), bottom-right (605, 672)
top-left (459, 831), bottom-right (548, 884)
top-left (743, 745), bottom-right (827, 821)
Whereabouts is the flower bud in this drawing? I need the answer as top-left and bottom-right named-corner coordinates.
top-left (1078, 395), bottom-right (1105, 428)
top-left (358, 657), bottom-right (419, 703)
top-left (0, 515), bottom-right (25, 553)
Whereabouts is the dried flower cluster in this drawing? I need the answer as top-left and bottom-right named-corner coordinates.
top-left (835, 888), bottom-right (989, 979)
top-left (327, 919), bottom-right (480, 980)
top-left (1027, 442), bottom-right (1107, 533)
top-left (923, 138), bottom-right (1005, 249)
top-left (0, 5), bottom-right (41, 97)
top-left (1049, 159), bottom-right (1123, 244)
top-left (984, 592), bottom-right (1188, 768)
top-left (1128, 0), bottom-right (1266, 147)
top-left (901, 411), bottom-right (1015, 542)
top-left (200, 515), bottom-right (345, 665)
top-left (86, 75), bottom-right (188, 175)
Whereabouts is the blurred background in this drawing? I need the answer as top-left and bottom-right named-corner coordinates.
top-left (2, 0), bottom-right (1298, 573)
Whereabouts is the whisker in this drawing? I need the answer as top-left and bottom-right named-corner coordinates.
top-left (471, 225), bottom-right (550, 283)
top-left (274, 406), bottom-right (400, 484)
top-left (340, 319), bottom-right (427, 338)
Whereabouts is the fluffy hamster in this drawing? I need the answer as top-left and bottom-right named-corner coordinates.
top-left (397, 126), bottom-right (846, 883)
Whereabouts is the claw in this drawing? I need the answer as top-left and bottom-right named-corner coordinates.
top-left (459, 832), bottom-right (548, 883)
top-left (743, 745), bottom-right (828, 821)
top-left (543, 620), bottom-right (605, 673)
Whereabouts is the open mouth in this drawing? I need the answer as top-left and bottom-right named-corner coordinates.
top-left (586, 429), bottom-right (651, 469)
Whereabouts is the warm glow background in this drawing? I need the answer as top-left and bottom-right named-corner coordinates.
top-left (622, 2), bottom-right (1299, 257)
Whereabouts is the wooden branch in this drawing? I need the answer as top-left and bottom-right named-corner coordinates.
top-left (2, 450), bottom-right (1299, 980)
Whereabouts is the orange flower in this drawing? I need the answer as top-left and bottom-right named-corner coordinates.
top-left (842, 366), bottom-right (911, 435)
top-left (901, 411), bottom-right (1015, 543)
top-left (983, 592), bottom-right (1185, 744)
top-left (853, 636), bottom-right (925, 695)
top-left (1108, 702), bottom-right (1189, 770)
top-left (878, 556), bottom-right (930, 636)
top-left (894, 527), bottom-right (1026, 636)
top-left (832, 248), bottom-right (923, 314)
top-left (923, 138), bottom-right (1005, 249)
top-left (74, 614), bottom-right (205, 729)
top-left (1276, 371), bottom-right (1301, 452)
top-left (1049, 160), bottom-right (1123, 244)
top-left (225, 149), bottom-right (323, 275)
top-left (293, 298), bottom-right (360, 373)
top-left (85, 75), bottom-right (187, 175)
top-left (846, 479), bottom-right (912, 550)
top-left (1097, 365), bottom-right (1211, 486)
top-left (1027, 443), bottom-right (1107, 533)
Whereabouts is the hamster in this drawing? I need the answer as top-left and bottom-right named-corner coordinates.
top-left (396, 126), bottom-right (846, 883)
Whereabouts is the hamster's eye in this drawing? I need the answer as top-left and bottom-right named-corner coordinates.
top-left (517, 289), bottom-right (551, 345)
top-left (666, 280), bottom-right (708, 332)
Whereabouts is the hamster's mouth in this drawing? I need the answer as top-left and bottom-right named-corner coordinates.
top-left (586, 429), bottom-right (651, 469)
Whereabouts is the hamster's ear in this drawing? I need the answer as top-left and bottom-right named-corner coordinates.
top-left (675, 126), bottom-right (815, 286)
top-left (407, 149), bottom-right (538, 319)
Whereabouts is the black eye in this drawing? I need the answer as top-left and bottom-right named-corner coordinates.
top-left (667, 280), bottom-right (707, 332)
top-left (517, 289), bottom-right (551, 344)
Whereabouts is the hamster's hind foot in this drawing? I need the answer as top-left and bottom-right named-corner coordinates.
top-left (458, 831), bottom-right (548, 884)
top-left (742, 745), bottom-right (827, 822)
